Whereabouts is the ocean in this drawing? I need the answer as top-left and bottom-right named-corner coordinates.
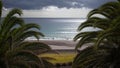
top-left (24, 18), bottom-right (86, 40)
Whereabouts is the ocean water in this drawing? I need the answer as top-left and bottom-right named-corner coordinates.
top-left (24, 18), bottom-right (86, 40)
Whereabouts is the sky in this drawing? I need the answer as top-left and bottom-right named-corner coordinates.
top-left (2, 0), bottom-right (117, 18)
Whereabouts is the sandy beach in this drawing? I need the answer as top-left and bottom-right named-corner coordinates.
top-left (26, 39), bottom-right (91, 50)
top-left (26, 40), bottom-right (77, 50)
top-left (40, 40), bottom-right (77, 46)
top-left (25, 40), bottom-right (90, 51)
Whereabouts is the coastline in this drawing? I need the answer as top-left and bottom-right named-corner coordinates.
top-left (26, 40), bottom-right (77, 50)
top-left (25, 39), bottom-right (89, 52)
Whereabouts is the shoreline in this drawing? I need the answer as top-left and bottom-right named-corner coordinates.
top-left (26, 40), bottom-right (77, 50)
top-left (25, 40), bottom-right (89, 51)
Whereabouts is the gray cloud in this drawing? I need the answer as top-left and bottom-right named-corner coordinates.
top-left (3, 0), bottom-right (117, 9)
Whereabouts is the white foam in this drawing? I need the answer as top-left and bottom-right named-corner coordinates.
top-left (25, 37), bottom-right (73, 41)
top-left (52, 19), bottom-right (86, 23)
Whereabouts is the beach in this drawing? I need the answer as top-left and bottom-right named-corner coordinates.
top-left (26, 40), bottom-right (89, 51)
top-left (38, 40), bottom-right (77, 68)
top-left (40, 40), bottom-right (77, 50)
top-left (26, 40), bottom-right (77, 50)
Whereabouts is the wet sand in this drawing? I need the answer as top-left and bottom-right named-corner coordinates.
top-left (40, 40), bottom-right (77, 46)
top-left (25, 40), bottom-right (89, 51)
top-left (26, 40), bottom-right (77, 50)
top-left (40, 40), bottom-right (77, 50)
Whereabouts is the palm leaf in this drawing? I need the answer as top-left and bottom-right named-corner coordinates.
top-left (13, 31), bottom-right (44, 42)
top-left (74, 31), bottom-right (99, 49)
top-left (78, 17), bottom-right (110, 31)
top-left (18, 42), bottom-right (51, 54)
top-left (2, 8), bottom-right (22, 27)
top-left (87, 9), bottom-right (111, 19)
top-left (1, 16), bottom-right (24, 36)
top-left (12, 23), bottom-right (40, 37)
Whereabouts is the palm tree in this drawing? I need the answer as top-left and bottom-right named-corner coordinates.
top-left (72, 0), bottom-right (120, 68)
top-left (0, 1), bottom-right (53, 68)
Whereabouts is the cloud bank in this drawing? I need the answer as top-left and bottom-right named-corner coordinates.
top-left (2, 6), bottom-right (92, 18)
top-left (2, 0), bottom-right (117, 18)
top-left (3, 0), bottom-right (116, 9)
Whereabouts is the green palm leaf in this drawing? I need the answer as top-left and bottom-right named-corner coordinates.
top-left (73, 0), bottom-right (120, 68)
top-left (0, 1), bottom-right (54, 68)
top-left (18, 42), bottom-right (51, 53)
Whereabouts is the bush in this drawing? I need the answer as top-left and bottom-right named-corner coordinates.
top-left (68, 62), bottom-right (72, 66)
top-left (55, 63), bottom-right (61, 67)
top-left (61, 63), bottom-right (67, 66)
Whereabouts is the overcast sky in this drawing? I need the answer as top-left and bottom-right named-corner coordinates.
top-left (2, 0), bottom-right (117, 18)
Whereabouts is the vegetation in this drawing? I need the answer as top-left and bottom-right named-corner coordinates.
top-left (72, 0), bottom-right (120, 68)
top-left (40, 53), bottom-right (76, 64)
top-left (0, 1), bottom-right (53, 68)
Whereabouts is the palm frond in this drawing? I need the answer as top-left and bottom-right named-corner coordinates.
top-left (1, 16), bottom-right (24, 36)
top-left (18, 42), bottom-right (51, 54)
top-left (2, 8), bottom-right (22, 27)
top-left (11, 60), bottom-right (32, 68)
top-left (12, 23), bottom-right (40, 37)
top-left (78, 17), bottom-right (110, 31)
top-left (0, 1), bottom-right (53, 68)
top-left (74, 31), bottom-right (99, 49)
top-left (41, 59), bottom-right (54, 68)
top-left (87, 9), bottom-right (111, 19)
top-left (14, 31), bottom-right (44, 42)
top-left (73, 0), bottom-right (120, 68)
top-left (10, 50), bottom-right (44, 67)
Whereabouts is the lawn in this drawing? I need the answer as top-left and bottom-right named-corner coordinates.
top-left (38, 53), bottom-right (76, 64)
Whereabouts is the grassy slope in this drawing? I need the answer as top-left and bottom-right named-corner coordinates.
top-left (39, 53), bottom-right (76, 64)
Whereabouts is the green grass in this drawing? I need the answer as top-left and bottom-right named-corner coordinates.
top-left (38, 53), bottom-right (76, 64)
